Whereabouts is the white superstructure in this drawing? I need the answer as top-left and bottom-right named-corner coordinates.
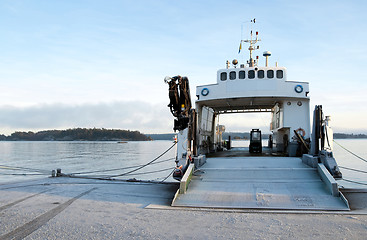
top-left (195, 45), bottom-right (310, 155)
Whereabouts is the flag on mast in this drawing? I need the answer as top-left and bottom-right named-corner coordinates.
top-left (238, 41), bottom-right (242, 54)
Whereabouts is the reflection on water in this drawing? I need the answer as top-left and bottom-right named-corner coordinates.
top-left (0, 139), bottom-right (366, 186)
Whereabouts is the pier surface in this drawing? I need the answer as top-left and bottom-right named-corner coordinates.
top-left (0, 177), bottom-right (366, 239)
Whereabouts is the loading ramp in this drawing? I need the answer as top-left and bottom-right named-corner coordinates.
top-left (172, 155), bottom-right (349, 211)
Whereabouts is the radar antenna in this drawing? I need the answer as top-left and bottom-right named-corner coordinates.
top-left (239, 18), bottom-right (261, 67)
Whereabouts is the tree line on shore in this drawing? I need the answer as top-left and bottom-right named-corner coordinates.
top-left (0, 129), bottom-right (365, 141)
top-left (0, 128), bottom-right (150, 141)
top-left (333, 133), bottom-right (367, 139)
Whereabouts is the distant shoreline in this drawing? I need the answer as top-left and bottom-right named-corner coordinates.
top-left (0, 128), bottom-right (150, 141)
top-left (0, 130), bottom-right (365, 141)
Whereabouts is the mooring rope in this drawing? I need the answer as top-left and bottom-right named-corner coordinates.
top-left (339, 166), bottom-right (367, 174)
top-left (0, 164), bottom-right (50, 174)
top-left (0, 172), bottom-right (47, 176)
top-left (76, 167), bottom-right (174, 179)
top-left (342, 178), bottom-right (367, 186)
top-left (332, 140), bottom-right (367, 184)
top-left (103, 142), bottom-right (177, 178)
top-left (60, 141), bottom-right (177, 183)
top-left (68, 168), bottom-right (174, 179)
top-left (120, 167), bottom-right (174, 176)
top-left (0, 142), bottom-right (177, 184)
top-left (333, 140), bottom-right (367, 163)
top-left (160, 168), bottom-right (175, 183)
top-left (70, 157), bottom-right (175, 175)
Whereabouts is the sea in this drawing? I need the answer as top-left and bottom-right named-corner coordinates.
top-left (0, 139), bottom-right (366, 188)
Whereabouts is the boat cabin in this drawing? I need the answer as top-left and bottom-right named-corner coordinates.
top-left (195, 56), bottom-right (310, 156)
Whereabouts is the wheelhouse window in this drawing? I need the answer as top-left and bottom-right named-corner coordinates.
top-left (239, 71), bottom-right (245, 79)
top-left (220, 72), bottom-right (227, 81)
top-left (229, 71), bottom-right (236, 80)
top-left (267, 70), bottom-right (274, 78)
top-left (248, 70), bottom-right (255, 79)
top-left (258, 70), bottom-right (264, 79)
top-left (276, 70), bottom-right (283, 79)
top-left (252, 132), bottom-right (261, 141)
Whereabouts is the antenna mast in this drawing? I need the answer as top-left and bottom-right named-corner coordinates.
top-left (240, 19), bottom-right (261, 67)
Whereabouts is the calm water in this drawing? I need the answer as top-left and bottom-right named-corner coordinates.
top-left (0, 141), bottom-right (176, 183)
top-left (0, 139), bottom-right (366, 187)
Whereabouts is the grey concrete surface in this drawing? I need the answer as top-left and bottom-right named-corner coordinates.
top-left (0, 177), bottom-right (366, 239)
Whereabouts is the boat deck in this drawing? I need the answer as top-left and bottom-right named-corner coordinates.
top-left (172, 148), bottom-right (350, 210)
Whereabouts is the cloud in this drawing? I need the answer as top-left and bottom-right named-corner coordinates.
top-left (0, 101), bottom-right (174, 135)
top-left (0, 100), bottom-right (366, 136)
top-left (219, 113), bottom-right (272, 133)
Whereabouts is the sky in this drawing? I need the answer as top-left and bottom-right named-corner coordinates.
top-left (0, 0), bottom-right (366, 135)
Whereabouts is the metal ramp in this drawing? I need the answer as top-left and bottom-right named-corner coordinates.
top-left (172, 157), bottom-right (350, 211)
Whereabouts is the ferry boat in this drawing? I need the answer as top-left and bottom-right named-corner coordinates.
top-left (165, 21), bottom-right (350, 210)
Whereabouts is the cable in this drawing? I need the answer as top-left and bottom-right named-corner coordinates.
top-left (70, 157), bottom-right (174, 175)
top-left (333, 140), bottom-right (367, 163)
top-left (77, 167), bottom-right (174, 179)
top-left (0, 142), bottom-right (177, 184)
top-left (0, 164), bottom-right (50, 174)
top-left (121, 167), bottom-right (174, 176)
top-left (342, 178), bottom-right (367, 186)
top-left (60, 142), bottom-right (177, 181)
top-left (104, 142), bottom-right (177, 178)
top-left (333, 141), bottom-right (367, 187)
top-left (65, 173), bottom-right (177, 184)
top-left (0, 180), bottom-right (178, 190)
top-left (0, 172), bottom-right (48, 176)
top-left (160, 168), bottom-right (175, 183)
top-left (339, 166), bottom-right (367, 174)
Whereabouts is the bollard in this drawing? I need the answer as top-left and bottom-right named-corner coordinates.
top-left (56, 168), bottom-right (62, 177)
top-left (51, 170), bottom-right (56, 177)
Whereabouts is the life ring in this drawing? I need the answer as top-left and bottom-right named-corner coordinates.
top-left (201, 88), bottom-right (209, 96)
top-left (295, 85), bottom-right (303, 93)
top-left (295, 128), bottom-right (306, 137)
